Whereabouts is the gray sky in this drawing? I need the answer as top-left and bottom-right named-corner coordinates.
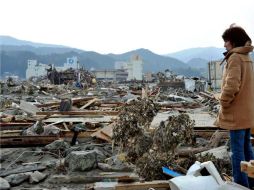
top-left (1, 0), bottom-right (254, 54)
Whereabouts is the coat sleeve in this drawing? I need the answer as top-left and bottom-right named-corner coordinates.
top-left (219, 54), bottom-right (241, 108)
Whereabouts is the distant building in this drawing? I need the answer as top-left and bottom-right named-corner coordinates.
top-left (114, 61), bottom-right (129, 81)
top-left (113, 55), bottom-right (144, 81)
top-left (26, 57), bottom-right (79, 79)
top-left (115, 69), bottom-right (128, 81)
top-left (208, 61), bottom-right (223, 90)
top-left (26, 60), bottom-right (49, 79)
top-left (55, 57), bottom-right (79, 71)
top-left (184, 78), bottom-right (206, 92)
top-left (126, 54), bottom-right (143, 81)
top-left (92, 70), bottom-right (116, 81)
top-left (92, 69), bottom-right (128, 81)
top-left (158, 81), bottom-right (185, 91)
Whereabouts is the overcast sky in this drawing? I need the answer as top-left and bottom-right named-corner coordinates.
top-left (1, 0), bottom-right (254, 54)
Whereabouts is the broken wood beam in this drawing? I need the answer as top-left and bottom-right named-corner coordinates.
top-left (0, 122), bottom-right (34, 131)
top-left (48, 173), bottom-right (139, 184)
top-left (0, 136), bottom-right (61, 148)
top-left (160, 103), bottom-right (201, 109)
top-left (0, 122), bottom-right (34, 126)
top-left (101, 101), bottom-right (125, 106)
top-left (1, 129), bottom-right (96, 138)
top-left (199, 91), bottom-right (214, 99)
top-left (100, 104), bottom-right (121, 107)
top-left (61, 130), bottom-right (96, 138)
top-left (36, 111), bottom-right (119, 116)
top-left (80, 98), bottom-right (99, 109)
top-left (36, 97), bottom-right (97, 108)
top-left (115, 180), bottom-right (170, 190)
top-left (1, 130), bottom-right (23, 137)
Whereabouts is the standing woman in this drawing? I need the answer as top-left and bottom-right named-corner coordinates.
top-left (214, 25), bottom-right (254, 188)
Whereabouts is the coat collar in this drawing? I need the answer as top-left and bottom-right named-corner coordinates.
top-left (220, 45), bottom-right (254, 65)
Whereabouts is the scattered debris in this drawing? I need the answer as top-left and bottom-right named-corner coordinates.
top-left (0, 72), bottom-right (233, 189)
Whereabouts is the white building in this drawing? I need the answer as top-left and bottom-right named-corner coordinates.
top-left (92, 70), bottom-right (116, 81)
top-left (26, 57), bottom-right (80, 79)
top-left (208, 61), bottom-right (223, 90)
top-left (26, 60), bottom-right (49, 79)
top-left (55, 57), bottom-right (79, 71)
top-left (114, 56), bottom-right (143, 81)
top-left (64, 57), bottom-right (79, 69)
top-left (92, 69), bottom-right (128, 81)
top-left (126, 54), bottom-right (143, 81)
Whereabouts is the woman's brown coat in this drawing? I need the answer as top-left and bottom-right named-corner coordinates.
top-left (214, 45), bottom-right (254, 130)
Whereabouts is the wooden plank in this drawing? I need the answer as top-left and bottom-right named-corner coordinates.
top-left (101, 102), bottom-right (125, 106)
top-left (161, 103), bottom-right (201, 109)
top-left (1, 130), bottom-right (23, 133)
top-left (36, 111), bottom-right (119, 116)
top-left (199, 91), bottom-right (214, 99)
top-left (91, 129), bottom-right (112, 142)
top-left (36, 97), bottom-right (97, 108)
top-left (0, 122), bottom-right (34, 131)
top-left (47, 115), bottom-right (104, 118)
top-left (49, 173), bottom-right (139, 184)
top-left (100, 125), bottom-right (113, 138)
top-left (100, 104), bottom-right (120, 107)
top-left (0, 122), bottom-right (34, 126)
top-left (0, 136), bottom-right (61, 147)
top-left (0, 131), bottom-right (22, 137)
top-left (43, 116), bottom-right (115, 123)
top-left (0, 130), bottom-right (96, 138)
top-left (61, 130), bottom-right (96, 138)
top-left (80, 98), bottom-right (99, 109)
top-left (115, 180), bottom-right (170, 190)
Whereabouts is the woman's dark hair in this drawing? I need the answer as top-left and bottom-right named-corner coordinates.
top-left (222, 26), bottom-right (252, 47)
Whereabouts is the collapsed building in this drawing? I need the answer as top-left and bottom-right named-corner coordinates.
top-left (46, 66), bottom-right (95, 87)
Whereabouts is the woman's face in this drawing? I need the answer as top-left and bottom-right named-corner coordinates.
top-left (224, 40), bottom-right (233, 51)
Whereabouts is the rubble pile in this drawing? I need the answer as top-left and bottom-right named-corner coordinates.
top-left (153, 114), bottom-right (195, 153)
top-left (114, 111), bottom-right (231, 181)
top-left (0, 71), bottom-right (236, 189)
top-left (133, 114), bottom-right (195, 180)
top-left (0, 98), bottom-right (13, 111)
top-left (164, 88), bottom-right (196, 98)
top-left (113, 98), bottom-right (160, 160)
top-left (201, 97), bottom-right (220, 113)
top-left (135, 152), bottom-right (172, 181)
top-left (47, 67), bottom-right (95, 87)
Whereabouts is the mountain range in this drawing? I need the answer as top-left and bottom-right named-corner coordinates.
top-left (2, 35), bottom-right (249, 79)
